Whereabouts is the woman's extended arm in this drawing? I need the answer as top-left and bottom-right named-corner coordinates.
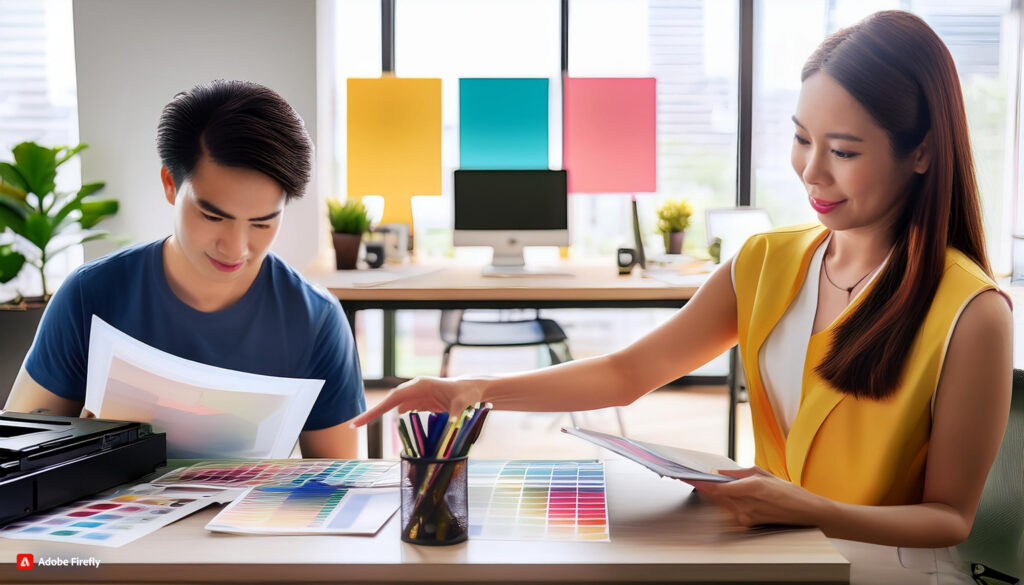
top-left (349, 258), bottom-right (739, 425)
top-left (694, 288), bottom-right (1013, 548)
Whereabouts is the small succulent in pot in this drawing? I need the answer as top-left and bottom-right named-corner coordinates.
top-left (327, 197), bottom-right (372, 270)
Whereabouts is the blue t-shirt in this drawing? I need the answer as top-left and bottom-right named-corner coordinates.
top-left (24, 239), bottom-right (365, 431)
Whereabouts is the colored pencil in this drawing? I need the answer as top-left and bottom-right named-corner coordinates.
top-left (397, 418), bottom-right (417, 457)
top-left (456, 405), bottom-right (491, 457)
top-left (408, 412), bottom-right (427, 456)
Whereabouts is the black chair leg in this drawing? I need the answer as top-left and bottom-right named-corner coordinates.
top-left (440, 345), bottom-right (453, 378)
top-left (547, 345), bottom-right (561, 366)
top-left (727, 346), bottom-right (738, 460)
top-left (547, 342), bottom-right (573, 365)
top-left (561, 342), bottom-right (573, 362)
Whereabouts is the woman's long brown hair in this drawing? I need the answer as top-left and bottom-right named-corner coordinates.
top-left (805, 11), bottom-right (992, 399)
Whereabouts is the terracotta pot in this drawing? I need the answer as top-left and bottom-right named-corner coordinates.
top-left (664, 230), bottom-right (686, 254)
top-left (332, 233), bottom-right (362, 270)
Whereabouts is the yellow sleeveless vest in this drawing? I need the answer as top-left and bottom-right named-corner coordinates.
top-left (733, 224), bottom-right (997, 505)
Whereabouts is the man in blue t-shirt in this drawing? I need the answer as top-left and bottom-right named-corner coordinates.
top-left (5, 80), bottom-right (365, 458)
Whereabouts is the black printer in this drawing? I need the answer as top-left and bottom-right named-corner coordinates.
top-left (0, 411), bottom-right (166, 526)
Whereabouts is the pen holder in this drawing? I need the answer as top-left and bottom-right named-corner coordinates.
top-left (400, 455), bottom-right (468, 546)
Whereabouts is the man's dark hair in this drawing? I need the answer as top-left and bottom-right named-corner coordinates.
top-left (157, 80), bottom-right (312, 201)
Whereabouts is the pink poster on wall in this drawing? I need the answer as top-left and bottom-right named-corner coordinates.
top-left (563, 77), bottom-right (656, 194)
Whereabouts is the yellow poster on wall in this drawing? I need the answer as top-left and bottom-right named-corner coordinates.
top-left (347, 77), bottom-right (442, 227)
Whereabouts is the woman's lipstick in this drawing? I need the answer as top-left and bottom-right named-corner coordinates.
top-left (809, 196), bottom-right (845, 214)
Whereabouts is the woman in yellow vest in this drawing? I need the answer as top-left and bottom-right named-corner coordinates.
top-left (351, 10), bottom-right (1012, 583)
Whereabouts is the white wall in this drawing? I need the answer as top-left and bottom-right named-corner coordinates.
top-left (72, 0), bottom-right (321, 268)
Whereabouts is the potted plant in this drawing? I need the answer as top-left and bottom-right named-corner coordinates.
top-left (0, 141), bottom-right (118, 397)
top-left (327, 197), bottom-right (372, 270)
top-left (656, 198), bottom-right (693, 255)
top-left (0, 141), bottom-right (118, 302)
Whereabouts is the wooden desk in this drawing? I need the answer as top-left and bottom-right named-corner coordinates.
top-left (314, 261), bottom-right (702, 306)
top-left (0, 460), bottom-right (849, 583)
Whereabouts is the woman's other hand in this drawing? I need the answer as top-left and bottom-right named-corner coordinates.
top-left (687, 466), bottom-right (832, 528)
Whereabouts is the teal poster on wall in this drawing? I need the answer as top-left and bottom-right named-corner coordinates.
top-left (459, 78), bottom-right (549, 169)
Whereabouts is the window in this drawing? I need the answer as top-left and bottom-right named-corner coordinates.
top-left (394, 0), bottom-right (561, 263)
top-left (569, 0), bottom-right (738, 256)
top-left (751, 0), bottom-right (1018, 272)
top-left (0, 0), bottom-right (80, 299)
top-left (330, 1), bottom-right (1020, 379)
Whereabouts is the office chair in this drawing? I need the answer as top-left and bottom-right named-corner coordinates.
top-left (439, 309), bottom-right (571, 377)
top-left (438, 309), bottom-right (626, 435)
top-left (954, 368), bottom-right (1023, 584)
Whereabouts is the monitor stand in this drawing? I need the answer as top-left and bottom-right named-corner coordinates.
top-left (482, 248), bottom-right (572, 277)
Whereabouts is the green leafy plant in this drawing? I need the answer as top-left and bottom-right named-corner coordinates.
top-left (327, 197), bottom-right (372, 235)
top-left (655, 198), bottom-right (693, 235)
top-left (0, 142), bottom-right (118, 300)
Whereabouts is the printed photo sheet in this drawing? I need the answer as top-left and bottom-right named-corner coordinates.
top-left (85, 315), bottom-right (323, 459)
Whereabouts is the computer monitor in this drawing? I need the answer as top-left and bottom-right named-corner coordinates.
top-left (453, 170), bottom-right (569, 274)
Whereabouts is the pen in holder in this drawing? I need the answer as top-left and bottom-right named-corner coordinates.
top-left (400, 455), bottom-right (468, 545)
top-left (396, 403), bottom-right (491, 546)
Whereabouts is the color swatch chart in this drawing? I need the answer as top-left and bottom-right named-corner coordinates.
top-left (467, 460), bottom-right (609, 542)
top-left (154, 459), bottom-right (399, 488)
top-left (0, 484), bottom-right (229, 548)
top-left (206, 483), bottom-right (399, 535)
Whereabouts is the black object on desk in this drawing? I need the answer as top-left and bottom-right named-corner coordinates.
top-left (617, 248), bottom-right (638, 274)
top-left (364, 242), bottom-right (385, 268)
top-left (0, 412), bottom-right (166, 526)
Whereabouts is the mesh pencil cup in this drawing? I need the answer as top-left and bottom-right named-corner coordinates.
top-left (400, 455), bottom-right (469, 545)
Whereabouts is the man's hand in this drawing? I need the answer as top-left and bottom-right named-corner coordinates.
top-left (347, 376), bottom-right (486, 428)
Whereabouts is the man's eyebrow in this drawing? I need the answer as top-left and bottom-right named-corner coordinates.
top-left (791, 116), bottom-right (864, 142)
top-left (248, 210), bottom-right (281, 222)
top-left (197, 199), bottom-right (281, 222)
top-left (197, 199), bottom-right (235, 220)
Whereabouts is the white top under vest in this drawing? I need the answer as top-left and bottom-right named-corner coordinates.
top-left (733, 234), bottom-right (887, 436)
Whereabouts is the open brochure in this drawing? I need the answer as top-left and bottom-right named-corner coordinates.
top-left (85, 315), bottom-right (323, 459)
top-left (561, 427), bottom-right (741, 483)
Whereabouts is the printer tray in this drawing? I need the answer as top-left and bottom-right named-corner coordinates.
top-left (0, 432), bottom-right (166, 526)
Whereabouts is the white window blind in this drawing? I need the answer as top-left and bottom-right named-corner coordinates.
top-left (0, 0), bottom-right (81, 298)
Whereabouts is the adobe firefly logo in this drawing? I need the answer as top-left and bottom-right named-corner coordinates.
top-left (16, 554), bottom-right (33, 570)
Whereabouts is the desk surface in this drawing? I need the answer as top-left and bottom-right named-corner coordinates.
top-left (310, 260), bottom-right (704, 304)
top-left (0, 460), bottom-right (848, 584)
